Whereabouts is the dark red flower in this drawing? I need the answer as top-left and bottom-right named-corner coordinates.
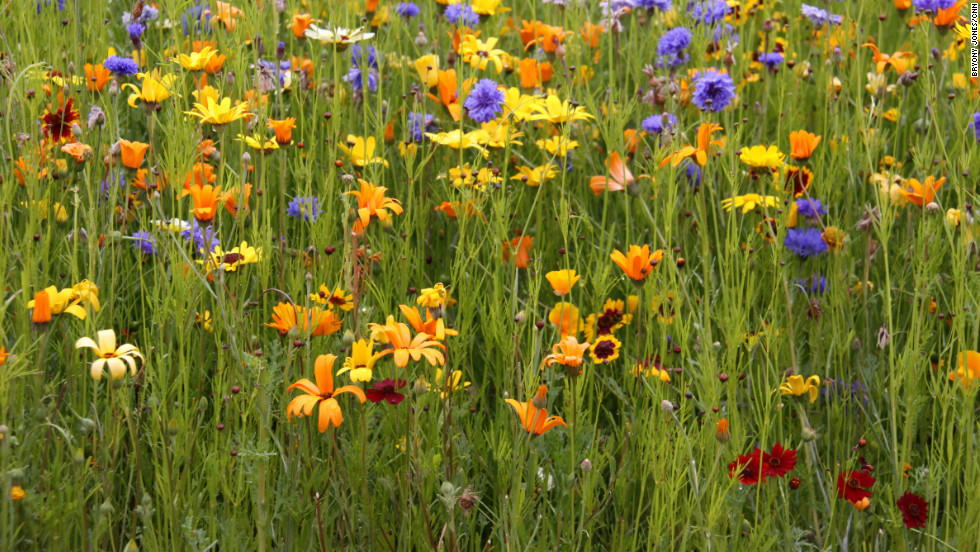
top-left (729, 448), bottom-right (763, 485)
top-left (896, 492), bottom-right (929, 529)
top-left (365, 378), bottom-right (406, 405)
top-left (837, 470), bottom-right (876, 504)
top-left (42, 96), bottom-right (80, 142)
top-left (762, 442), bottom-right (798, 478)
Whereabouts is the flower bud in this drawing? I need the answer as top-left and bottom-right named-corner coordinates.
top-left (801, 426), bottom-right (818, 442)
top-left (715, 418), bottom-right (730, 443)
top-left (581, 458), bottom-right (593, 473)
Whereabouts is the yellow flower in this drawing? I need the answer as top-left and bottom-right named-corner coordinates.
top-left (174, 46), bottom-right (219, 71)
top-left (542, 336), bottom-right (591, 369)
top-left (424, 129), bottom-right (489, 156)
top-left (511, 164), bottom-right (557, 187)
top-left (721, 194), bottom-right (779, 213)
top-left (548, 302), bottom-right (581, 338)
top-left (124, 71), bottom-right (178, 107)
top-left (459, 35), bottom-right (507, 74)
top-left (536, 136), bottom-right (579, 156)
top-left (528, 94), bottom-right (594, 124)
top-left (414, 54), bottom-right (440, 88)
top-left (310, 285), bottom-right (354, 311)
top-left (195, 311), bottom-right (214, 332)
top-left (429, 368), bottom-right (470, 398)
top-left (198, 241), bottom-right (262, 272)
top-left (75, 329), bottom-right (145, 381)
top-left (631, 357), bottom-right (671, 381)
top-left (417, 283), bottom-right (449, 308)
top-left (779, 374), bottom-right (821, 403)
top-left (237, 134), bottom-right (280, 153)
top-left (339, 135), bottom-right (389, 167)
top-left (11, 485), bottom-right (25, 501)
top-left (950, 351), bottom-right (980, 389)
top-left (368, 316), bottom-right (446, 367)
top-left (448, 164), bottom-right (501, 191)
top-left (545, 269), bottom-right (580, 296)
top-left (500, 87), bottom-right (542, 122)
top-left (338, 339), bottom-right (381, 382)
top-left (471, 0), bottom-right (509, 15)
top-left (589, 335), bottom-right (622, 364)
top-left (470, 120), bottom-right (524, 148)
top-left (184, 96), bottom-right (249, 126)
top-left (739, 145), bottom-right (785, 170)
top-left (27, 281), bottom-right (100, 321)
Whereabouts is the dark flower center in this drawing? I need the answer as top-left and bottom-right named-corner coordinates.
top-left (223, 252), bottom-right (242, 264)
top-left (596, 309), bottom-right (623, 333)
top-left (593, 340), bottom-right (616, 359)
top-left (768, 457), bottom-right (780, 467)
top-left (848, 478), bottom-right (860, 489)
top-left (908, 504), bottom-right (920, 516)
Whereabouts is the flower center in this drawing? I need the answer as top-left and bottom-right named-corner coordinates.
top-left (593, 340), bottom-right (616, 359)
top-left (223, 252), bottom-right (242, 264)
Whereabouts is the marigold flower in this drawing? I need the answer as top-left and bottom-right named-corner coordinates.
top-left (590, 152), bottom-right (642, 196)
top-left (286, 354), bottom-right (366, 431)
top-left (61, 142), bottom-right (93, 163)
top-left (84, 64), bottom-right (112, 91)
top-left (897, 175), bottom-right (945, 206)
top-left (268, 117), bottom-right (296, 145)
top-left (75, 329), bottom-right (145, 381)
top-left (198, 241), bottom-right (261, 272)
top-left (789, 130), bottom-right (821, 160)
top-left (399, 305), bottom-right (457, 341)
top-left (291, 14), bottom-right (318, 38)
top-left (610, 244), bottom-right (664, 282)
top-left (183, 184), bottom-right (223, 222)
top-left (503, 236), bottom-right (534, 268)
top-left (548, 302), bottom-right (581, 338)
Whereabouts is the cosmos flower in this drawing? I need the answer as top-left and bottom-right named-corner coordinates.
top-left (265, 303), bottom-right (342, 337)
top-left (464, 79), bottom-right (505, 123)
top-left (286, 354), bottom-right (366, 431)
top-left (862, 44), bottom-right (916, 73)
top-left (897, 176), bottom-right (945, 206)
top-left (311, 285), bottom-right (354, 311)
top-left (75, 329), bottom-right (145, 381)
top-left (691, 69), bottom-right (736, 112)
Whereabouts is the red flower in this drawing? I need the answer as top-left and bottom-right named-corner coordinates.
top-left (365, 378), bottom-right (407, 405)
top-left (837, 470), bottom-right (876, 504)
top-left (729, 448), bottom-right (763, 485)
top-left (42, 96), bottom-right (80, 142)
top-left (762, 442), bottom-right (798, 478)
top-left (896, 492), bottom-right (929, 529)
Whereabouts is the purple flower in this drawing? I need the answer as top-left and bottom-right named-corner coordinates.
top-left (796, 199), bottom-right (827, 218)
top-left (464, 79), bottom-right (504, 123)
top-left (783, 228), bottom-right (828, 258)
top-left (104, 56), bottom-right (139, 76)
top-left (685, 163), bottom-right (702, 187)
top-left (181, 3), bottom-right (213, 36)
top-left (344, 45), bottom-right (380, 92)
top-left (408, 112), bottom-right (434, 142)
top-left (758, 52), bottom-right (784, 69)
top-left (657, 27), bottom-right (692, 67)
top-left (794, 274), bottom-right (827, 295)
top-left (821, 378), bottom-right (869, 408)
top-left (131, 231), bottom-right (157, 256)
top-left (127, 22), bottom-right (146, 39)
top-left (287, 196), bottom-right (320, 222)
top-left (181, 220), bottom-right (220, 254)
top-left (912, 0), bottom-right (956, 12)
top-left (691, 69), bottom-right (736, 112)
top-left (642, 112), bottom-right (678, 134)
top-left (444, 3), bottom-right (479, 27)
top-left (972, 112), bottom-right (980, 142)
top-left (801, 4), bottom-right (842, 25)
top-left (635, 0), bottom-right (672, 9)
top-left (687, 0), bottom-right (729, 25)
top-left (396, 2), bottom-right (421, 17)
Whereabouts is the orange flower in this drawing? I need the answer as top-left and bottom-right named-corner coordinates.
top-left (505, 392), bottom-right (566, 436)
top-left (580, 22), bottom-right (604, 49)
top-left (183, 184), bottom-right (223, 221)
top-left (545, 269), bottom-right (581, 296)
top-left (789, 130), bottom-right (821, 160)
top-left (503, 235), bottom-right (533, 268)
top-left (660, 122), bottom-right (726, 167)
top-left (265, 302), bottom-right (342, 337)
top-left (950, 351), bottom-right (980, 388)
top-left (519, 20), bottom-right (570, 53)
top-left (894, 0), bottom-right (911, 10)
top-left (862, 43), bottom-right (916, 73)
top-left (398, 304), bottom-right (458, 341)
top-left (0, 347), bottom-right (9, 367)
top-left (368, 317), bottom-right (446, 367)
top-left (933, 1), bottom-right (964, 27)
top-left (519, 58), bottom-right (540, 89)
top-left (84, 64), bottom-right (112, 92)
top-left (118, 139), bottom-right (149, 169)
top-left (542, 336), bottom-right (591, 369)
top-left (222, 184), bottom-right (252, 217)
top-left (183, 162), bottom-right (216, 189)
top-left (211, 1), bottom-right (243, 32)
top-left (591, 152), bottom-right (640, 195)
top-left (716, 418), bottom-right (730, 443)
top-left (548, 302), bottom-right (581, 338)
top-left (31, 289), bottom-right (52, 324)
top-left (345, 179), bottom-right (404, 233)
top-left (623, 129), bottom-right (643, 154)
top-left (427, 69), bottom-right (461, 121)
top-left (292, 13), bottom-right (317, 38)
top-left (268, 117), bottom-right (296, 145)
top-left (286, 354), bottom-right (366, 431)
top-left (610, 244), bottom-right (664, 282)
top-left (61, 142), bottom-right (92, 163)
top-left (898, 175), bottom-right (945, 206)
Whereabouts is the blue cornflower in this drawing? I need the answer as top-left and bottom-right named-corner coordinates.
top-left (344, 45), bottom-right (380, 92)
top-left (396, 2), bottom-right (421, 18)
top-left (912, 0), bottom-right (956, 12)
top-left (800, 4), bottom-right (842, 25)
top-left (796, 199), bottom-right (827, 218)
top-left (464, 79), bottom-right (504, 123)
top-left (821, 378), bottom-right (869, 408)
top-left (687, 0), bottom-right (729, 25)
top-left (181, 3), bottom-right (213, 35)
top-left (758, 52), bottom-right (784, 69)
top-left (642, 112), bottom-right (678, 134)
top-left (783, 228), bottom-right (828, 258)
top-left (408, 112), bottom-right (434, 142)
top-left (657, 27), bottom-right (692, 67)
top-left (685, 163), bottom-right (702, 187)
top-left (181, 220), bottom-right (220, 254)
top-left (131, 231), bottom-right (157, 256)
top-left (634, 0), bottom-right (672, 9)
top-left (445, 3), bottom-right (479, 27)
top-left (104, 56), bottom-right (139, 76)
top-left (711, 23), bottom-right (739, 44)
top-left (35, 0), bottom-right (65, 13)
top-left (287, 196), bottom-right (321, 223)
top-left (972, 112), bottom-right (980, 142)
top-left (794, 275), bottom-right (827, 295)
top-left (691, 69), bottom-right (736, 112)
top-left (127, 22), bottom-right (146, 39)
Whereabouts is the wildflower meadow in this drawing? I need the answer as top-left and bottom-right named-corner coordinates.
top-left (2, 0), bottom-right (980, 549)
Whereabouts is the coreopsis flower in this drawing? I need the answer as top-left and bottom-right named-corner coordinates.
top-left (417, 283), bottom-right (449, 308)
top-left (365, 379), bottom-right (407, 404)
top-left (780, 374), bottom-right (821, 403)
top-left (195, 311), bottom-right (213, 332)
top-left (545, 270), bottom-right (580, 296)
top-left (286, 354), bottom-right (366, 431)
top-left (399, 305), bottom-right (458, 341)
top-left (310, 285), bottom-right (354, 310)
top-left (184, 96), bottom-right (249, 126)
top-left (631, 355), bottom-right (671, 381)
top-left (503, 236), bottom-right (534, 268)
top-left (721, 194), bottom-right (779, 213)
top-left (660, 122), bottom-right (726, 167)
top-left (124, 71), bottom-right (178, 107)
top-left (174, 46), bottom-right (218, 71)
top-left (548, 302), bottom-right (581, 338)
top-left (528, 94), bottom-right (594, 124)
top-left (775, 165), bottom-right (814, 197)
top-left (590, 152), bottom-right (642, 195)
top-left (268, 118), bottom-right (296, 145)
top-left (950, 351), bottom-right (980, 388)
top-left (505, 388), bottom-right (566, 436)
top-left (789, 130), bottom-right (821, 160)
top-left (762, 443), bottom-right (798, 478)
top-left (739, 145), bottom-right (785, 171)
top-left (368, 317), bottom-right (446, 367)
top-left (589, 335), bottom-right (622, 364)
top-left (338, 339), bottom-right (381, 382)
top-left (862, 43), bottom-right (916, 73)
top-left (339, 135), bottom-right (388, 167)
top-left (117, 139), bottom-right (149, 169)
top-left (199, 241), bottom-right (261, 272)
top-left (896, 492), bottom-right (929, 529)
top-left (610, 244), bottom-right (664, 283)
top-left (459, 36), bottom-right (506, 73)
top-left (305, 25), bottom-right (375, 49)
top-left (265, 303), bottom-right (342, 337)
top-left (41, 96), bottom-right (80, 142)
top-left (729, 448), bottom-right (763, 485)
top-left (183, 184), bottom-right (223, 222)
top-left (511, 164), bottom-right (557, 187)
top-left (584, 298), bottom-right (634, 341)
top-left (898, 175), bottom-right (945, 206)
top-left (75, 329), bottom-right (145, 381)
top-left (543, 336), bottom-right (591, 370)
top-left (345, 179), bottom-right (404, 232)
top-left (837, 471), bottom-right (876, 504)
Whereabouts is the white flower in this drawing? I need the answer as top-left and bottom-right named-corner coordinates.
top-left (304, 25), bottom-right (375, 49)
